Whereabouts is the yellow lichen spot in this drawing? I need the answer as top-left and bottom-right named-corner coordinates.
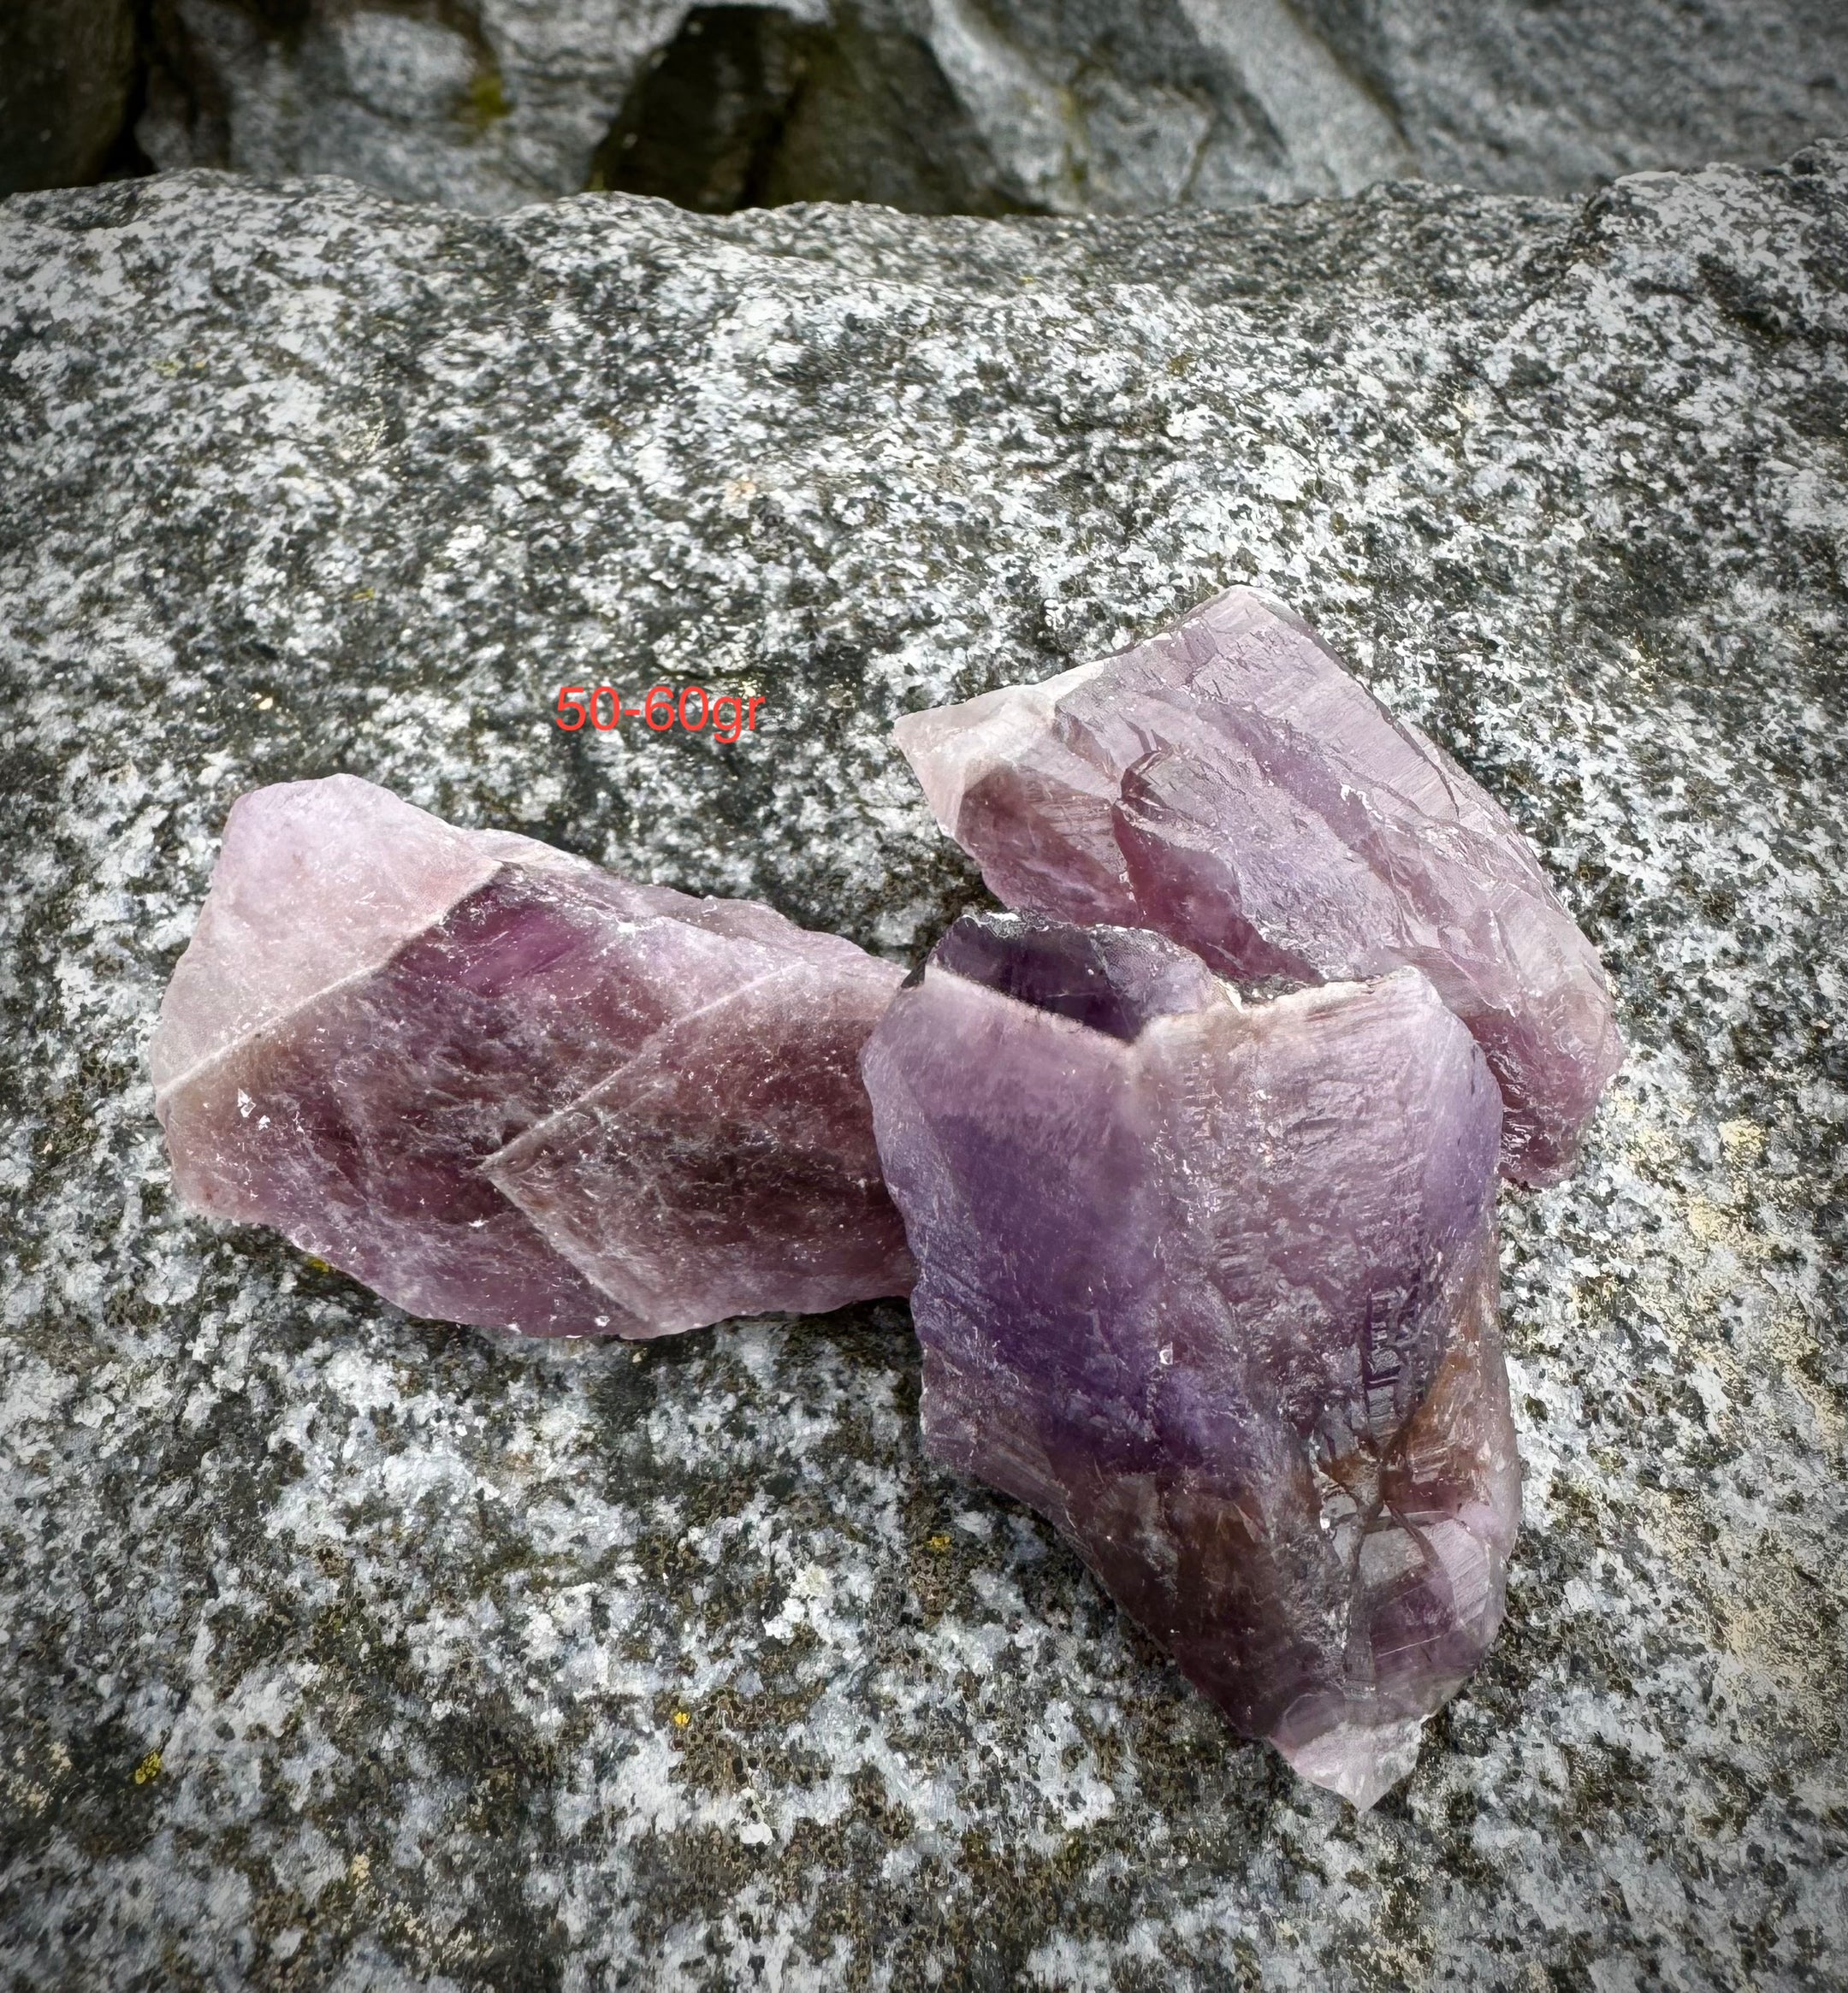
top-left (303, 1256), bottom-right (331, 1273)
top-left (466, 68), bottom-right (511, 128)
top-left (1684, 1196), bottom-right (1728, 1243)
top-left (672, 1709), bottom-right (691, 1729)
top-left (1684, 1194), bottom-right (1766, 1257)
top-left (927, 1533), bottom-right (952, 1554)
top-left (350, 587), bottom-right (376, 603)
top-left (133, 1750), bottom-right (162, 1785)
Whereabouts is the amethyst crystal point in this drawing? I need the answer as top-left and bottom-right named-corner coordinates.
top-left (894, 587), bottom-right (1624, 1185)
top-left (861, 911), bottom-right (1520, 1807)
top-left (151, 774), bottom-right (914, 1336)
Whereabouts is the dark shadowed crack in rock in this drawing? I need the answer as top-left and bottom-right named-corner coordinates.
top-left (0, 152), bottom-right (1845, 1987)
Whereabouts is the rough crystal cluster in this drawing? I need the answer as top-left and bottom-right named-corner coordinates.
top-left (151, 774), bottom-right (915, 1337)
top-left (862, 912), bottom-right (1520, 1807)
top-left (894, 586), bottom-right (1624, 1185)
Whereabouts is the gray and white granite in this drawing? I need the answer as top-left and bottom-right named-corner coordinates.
top-left (1, 151), bottom-right (1845, 1987)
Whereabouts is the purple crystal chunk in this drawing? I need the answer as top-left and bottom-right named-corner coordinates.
top-left (862, 912), bottom-right (1520, 1807)
top-left (151, 775), bottom-right (914, 1336)
top-left (894, 586), bottom-right (1625, 1185)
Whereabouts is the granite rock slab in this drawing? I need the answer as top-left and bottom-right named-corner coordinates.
top-left (0, 154), bottom-right (1845, 1987)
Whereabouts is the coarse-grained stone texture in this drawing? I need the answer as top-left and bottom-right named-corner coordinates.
top-left (151, 773), bottom-right (912, 1340)
top-left (1, 152), bottom-right (1845, 1986)
top-left (895, 583), bottom-right (1626, 1185)
top-left (131, 0), bottom-right (1848, 219)
top-left (862, 914), bottom-right (1516, 1810)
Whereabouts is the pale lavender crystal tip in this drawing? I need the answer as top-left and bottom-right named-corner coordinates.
top-left (151, 774), bottom-right (915, 1336)
top-left (894, 587), bottom-right (1626, 1185)
top-left (862, 911), bottom-right (1521, 1807)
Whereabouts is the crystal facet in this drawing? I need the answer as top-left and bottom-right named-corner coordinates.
top-left (151, 775), bottom-right (914, 1336)
top-left (862, 912), bottom-right (1519, 1807)
top-left (895, 586), bottom-right (1624, 1185)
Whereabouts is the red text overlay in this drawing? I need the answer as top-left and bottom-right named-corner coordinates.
top-left (555, 685), bottom-right (765, 743)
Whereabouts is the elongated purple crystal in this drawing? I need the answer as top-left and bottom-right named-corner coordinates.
top-left (151, 775), bottom-right (914, 1336)
top-left (894, 587), bottom-right (1624, 1185)
top-left (862, 912), bottom-right (1520, 1807)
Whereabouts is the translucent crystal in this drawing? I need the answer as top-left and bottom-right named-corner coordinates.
top-left (861, 911), bottom-right (1520, 1807)
top-left (894, 586), bottom-right (1624, 1184)
top-left (151, 775), bottom-right (914, 1336)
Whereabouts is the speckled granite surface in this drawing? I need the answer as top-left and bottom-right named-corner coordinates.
top-left (0, 155), bottom-right (1844, 1989)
